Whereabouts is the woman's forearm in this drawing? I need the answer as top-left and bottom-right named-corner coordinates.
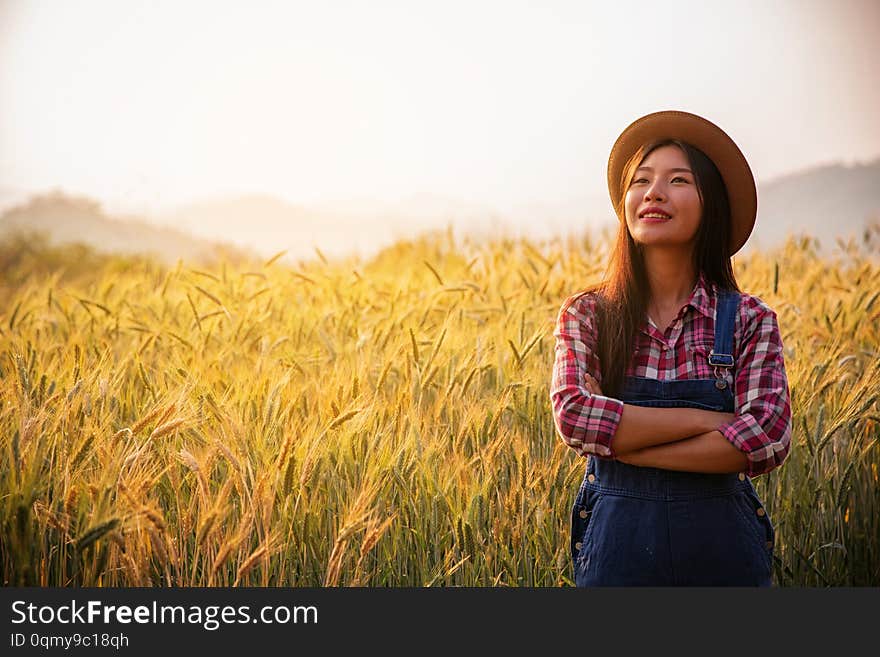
top-left (610, 404), bottom-right (735, 455)
top-left (617, 430), bottom-right (749, 474)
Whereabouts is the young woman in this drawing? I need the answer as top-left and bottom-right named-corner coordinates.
top-left (550, 110), bottom-right (792, 586)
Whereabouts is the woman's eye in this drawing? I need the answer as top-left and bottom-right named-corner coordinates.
top-left (672, 176), bottom-right (689, 183)
top-left (631, 178), bottom-right (647, 184)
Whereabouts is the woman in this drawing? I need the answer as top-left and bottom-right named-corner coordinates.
top-left (550, 110), bottom-right (792, 586)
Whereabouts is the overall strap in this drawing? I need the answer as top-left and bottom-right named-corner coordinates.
top-left (709, 288), bottom-right (740, 390)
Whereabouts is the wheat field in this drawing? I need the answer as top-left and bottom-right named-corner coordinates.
top-left (1, 226), bottom-right (878, 587)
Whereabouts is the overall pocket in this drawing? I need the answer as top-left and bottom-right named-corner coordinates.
top-left (570, 488), bottom-right (602, 566)
top-left (732, 487), bottom-right (775, 569)
top-left (684, 337), bottom-right (715, 379)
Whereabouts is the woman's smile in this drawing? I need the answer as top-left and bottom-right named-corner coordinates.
top-left (639, 206), bottom-right (673, 222)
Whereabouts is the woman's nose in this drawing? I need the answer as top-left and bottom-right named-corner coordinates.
top-left (644, 180), bottom-right (666, 201)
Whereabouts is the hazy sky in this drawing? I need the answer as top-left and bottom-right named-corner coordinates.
top-left (2, 0), bottom-right (879, 219)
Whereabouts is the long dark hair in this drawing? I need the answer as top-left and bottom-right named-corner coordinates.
top-left (564, 139), bottom-right (741, 398)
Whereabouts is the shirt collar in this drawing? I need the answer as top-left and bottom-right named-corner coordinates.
top-left (686, 271), bottom-right (714, 320)
top-left (640, 272), bottom-right (714, 338)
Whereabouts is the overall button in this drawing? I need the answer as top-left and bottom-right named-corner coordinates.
top-left (579, 509), bottom-right (589, 519)
top-left (738, 473), bottom-right (745, 481)
top-left (587, 474), bottom-right (596, 483)
top-left (575, 542), bottom-right (583, 551)
top-left (756, 507), bottom-right (766, 517)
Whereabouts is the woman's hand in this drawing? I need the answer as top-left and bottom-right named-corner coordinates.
top-left (583, 371), bottom-right (638, 463)
top-left (583, 371), bottom-right (634, 463)
top-left (583, 372), bottom-right (603, 396)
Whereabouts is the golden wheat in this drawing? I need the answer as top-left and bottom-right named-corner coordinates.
top-left (0, 226), bottom-right (878, 586)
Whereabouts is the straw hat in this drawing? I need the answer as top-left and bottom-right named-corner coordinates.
top-left (607, 110), bottom-right (757, 255)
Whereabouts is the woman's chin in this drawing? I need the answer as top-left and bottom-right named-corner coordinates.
top-left (633, 236), bottom-right (698, 252)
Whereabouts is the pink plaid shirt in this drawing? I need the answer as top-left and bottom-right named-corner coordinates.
top-left (550, 272), bottom-right (792, 477)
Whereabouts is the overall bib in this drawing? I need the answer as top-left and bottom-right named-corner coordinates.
top-left (569, 290), bottom-right (776, 586)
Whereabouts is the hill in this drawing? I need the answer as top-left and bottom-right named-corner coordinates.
top-left (746, 158), bottom-right (880, 254)
top-left (0, 190), bottom-right (252, 264)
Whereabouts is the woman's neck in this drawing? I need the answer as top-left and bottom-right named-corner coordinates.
top-left (642, 247), bottom-right (698, 311)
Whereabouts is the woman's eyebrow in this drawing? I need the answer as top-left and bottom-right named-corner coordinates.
top-left (635, 166), bottom-right (693, 173)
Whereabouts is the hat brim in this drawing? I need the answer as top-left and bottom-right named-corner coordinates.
top-left (607, 110), bottom-right (757, 256)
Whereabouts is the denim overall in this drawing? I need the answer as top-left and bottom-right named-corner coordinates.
top-left (570, 290), bottom-right (776, 586)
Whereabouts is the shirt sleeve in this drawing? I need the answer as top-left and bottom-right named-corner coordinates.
top-left (550, 293), bottom-right (625, 458)
top-left (717, 299), bottom-right (792, 476)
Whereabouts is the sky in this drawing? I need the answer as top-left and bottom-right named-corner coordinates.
top-left (1, 0), bottom-right (879, 228)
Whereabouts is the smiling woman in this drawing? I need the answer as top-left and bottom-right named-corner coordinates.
top-left (550, 110), bottom-right (792, 587)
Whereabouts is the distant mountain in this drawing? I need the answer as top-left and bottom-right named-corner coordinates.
top-left (162, 193), bottom-right (506, 262)
top-left (0, 190), bottom-right (250, 264)
top-left (312, 192), bottom-right (500, 223)
top-left (746, 158), bottom-right (880, 254)
top-left (3, 158), bottom-right (877, 264)
top-left (163, 159), bottom-right (880, 259)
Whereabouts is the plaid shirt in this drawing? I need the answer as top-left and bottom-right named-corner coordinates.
top-left (550, 272), bottom-right (792, 477)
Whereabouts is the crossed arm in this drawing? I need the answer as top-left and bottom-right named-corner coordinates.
top-left (582, 373), bottom-right (749, 473)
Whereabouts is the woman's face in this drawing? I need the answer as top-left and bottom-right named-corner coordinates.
top-left (624, 144), bottom-right (703, 251)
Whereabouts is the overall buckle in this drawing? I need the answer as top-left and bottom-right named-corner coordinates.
top-left (708, 351), bottom-right (734, 390)
top-left (708, 351), bottom-right (734, 367)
